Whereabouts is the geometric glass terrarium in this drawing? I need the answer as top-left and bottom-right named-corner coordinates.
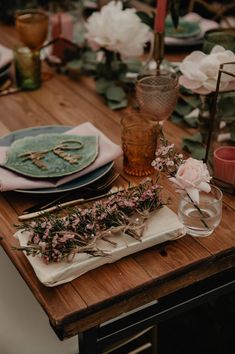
top-left (205, 62), bottom-right (235, 194)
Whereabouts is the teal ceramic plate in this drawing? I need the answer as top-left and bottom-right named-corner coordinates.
top-left (165, 18), bottom-right (201, 38)
top-left (0, 126), bottom-right (113, 194)
top-left (4, 133), bottom-right (99, 178)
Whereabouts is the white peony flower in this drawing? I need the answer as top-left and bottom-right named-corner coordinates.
top-left (85, 1), bottom-right (150, 59)
top-left (179, 45), bottom-right (235, 94)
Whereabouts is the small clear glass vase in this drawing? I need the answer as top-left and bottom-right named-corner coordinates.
top-left (178, 185), bottom-right (223, 237)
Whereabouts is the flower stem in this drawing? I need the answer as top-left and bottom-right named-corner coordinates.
top-left (186, 193), bottom-right (210, 230)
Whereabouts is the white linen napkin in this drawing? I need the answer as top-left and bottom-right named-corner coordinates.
top-left (0, 44), bottom-right (13, 69)
top-left (15, 206), bottom-right (186, 287)
top-left (0, 122), bottom-right (123, 192)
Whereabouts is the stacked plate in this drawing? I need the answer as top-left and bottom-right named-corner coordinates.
top-left (0, 125), bottom-right (120, 194)
top-left (165, 13), bottom-right (219, 47)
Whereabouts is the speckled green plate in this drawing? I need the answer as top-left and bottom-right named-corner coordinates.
top-left (165, 18), bottom-right (201, 38)
top-left (3, 133), bottom-right (99, 178)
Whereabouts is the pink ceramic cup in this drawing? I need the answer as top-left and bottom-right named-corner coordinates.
top-left (213, 146), bottom-right (235, 185)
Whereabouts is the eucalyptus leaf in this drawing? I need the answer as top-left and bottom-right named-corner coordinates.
top-left (105, 85), bottom-right (126, 102)
top-left (81, 51), bottom-right (97, 71)
top-left (182, 139), bottom-right (206, 160)
top-left (136, 10), bottom-right (154, 27)
top-left (185, 95), bottom-right (201, 109)
top-left (171, 113), bottom-right (184, 124)
top-left (231, 133), bottom-right (235, 142)
top-left (185, 132), bottom-right (203, 143)
top-left (125, 59), bottom-right (142, 73)
top-left (175, 100), bottom-right (193, 116)
top-left (169, 0), bottom-right (180, 28)
top-left (184, 115), bottom-right (199, 128)
top-left (107, 98), bottom-right (128, 110)
top-left (230, 121), bottom-right (235, 142)
top-left (82, 50), bottom-right (97, 62)
top-left (230, 121), bottom-right (235, 133)
top-left (96, 78), bottom-right (112, 94)
top-left (66, 59), bottom-right (83, 72)
top-left (217, 93), bottom-right (235, 117)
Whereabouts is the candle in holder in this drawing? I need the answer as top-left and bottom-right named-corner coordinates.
top-left (213, 146), bottom-right (235, 186)
top-left (51, 12), bottom-right (73, 60)
top-left (154, 0), bottom-right (167, 33)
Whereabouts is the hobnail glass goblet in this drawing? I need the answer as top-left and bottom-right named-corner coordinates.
top-left (136, 71), bottom-right (179, 122)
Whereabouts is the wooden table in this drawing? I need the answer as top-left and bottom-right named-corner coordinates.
top-left (0, 24), bottom-right (235, 354)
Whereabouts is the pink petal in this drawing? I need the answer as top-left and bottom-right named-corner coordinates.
top-left (186, 188), bottom-right (199, 205)
top-left (168, 177), bottom-right (184, 189)
top-left (198, 182), bottom-right (211, 193)
top-left (179, 76), bottom-right (202, 90)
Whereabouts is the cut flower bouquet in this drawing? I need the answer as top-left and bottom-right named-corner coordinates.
top-left (84, 0), bottom-right (150, 109)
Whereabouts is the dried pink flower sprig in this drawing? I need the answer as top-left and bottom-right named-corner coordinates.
top-left (15, 179), bottom-right (163, 263)
top-left (151, 133), bottom-right (184, 176)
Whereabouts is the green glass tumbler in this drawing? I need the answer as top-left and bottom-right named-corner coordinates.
top-left (203, 28), bottom-right (235, 54)
top-left (14, 46), bottom-right (41, 90)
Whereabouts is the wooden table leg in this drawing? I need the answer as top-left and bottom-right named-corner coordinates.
top-left (79, 327), bottom-right (99, 354)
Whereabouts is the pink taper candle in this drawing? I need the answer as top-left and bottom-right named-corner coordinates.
top-left (155, 0), bottom-right (167, 32)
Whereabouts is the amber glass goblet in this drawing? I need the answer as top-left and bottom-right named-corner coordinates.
top-left (15, 9), bottom-right (49, 50)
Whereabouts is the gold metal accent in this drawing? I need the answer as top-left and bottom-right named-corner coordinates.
top-left (152, 31), bottom-right (165, 72)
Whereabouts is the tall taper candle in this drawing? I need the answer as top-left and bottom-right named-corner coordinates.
top-left (155, 0), bottom-right (167, 33)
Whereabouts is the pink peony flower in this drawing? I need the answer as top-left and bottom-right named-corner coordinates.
top-left (169, 157), bottom-right (211, 205)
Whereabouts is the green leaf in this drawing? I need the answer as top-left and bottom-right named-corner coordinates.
top-left (105, 85), bottom-right (126, 102)
top-left (81, 51), bottom-right (97, 71)
top-left (183, 115), bottom-right (199, 128)
top-left (175, 101), bottom-right (193, 116)
top-left (217, 93), bottom-right (235, 118)
top-left (182, 133), bottom-right (205, 159)
top-left (125, 59), bottom-right (142, 73)
top-left (66, 59), bottom-right (83, 71)
top-left (185, 132), bottom-right (203, 143)
top-left (96, 78), bottom-right (112, 94)
top-left (185, 95), bottom-right (201, 109)
top-left (230, 121), bottom-right (235, 133)
top-left (182, 139), bottom-right (206, 160)
top-left (169, 0), bottom-right (180, 28)
top-left (136, 11), bottom-right (154, 28)
top-left (107, 99), bottom-right (128, 110)
top-left (230, 121), bottom-right (235, 142)
top-left (82, 50), bottom-right (97, 62)
top-left (171, 113), bottom-right (184, 124)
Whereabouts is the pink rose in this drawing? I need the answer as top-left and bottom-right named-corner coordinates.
top-left (169, 158), bottom-right (211, 204)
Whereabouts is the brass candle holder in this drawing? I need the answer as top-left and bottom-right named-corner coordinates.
top-left (153, 31), bottom-right (165, 72)
top-left (138, 31), bottom-right (165, 78)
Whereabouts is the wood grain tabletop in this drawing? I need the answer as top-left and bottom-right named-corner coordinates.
top-left (0, 24), bottom-right (234, 340)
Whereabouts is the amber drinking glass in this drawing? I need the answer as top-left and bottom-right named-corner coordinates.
top-left (15, 9), bottom-right (49, 50)
top-left (15, 9), bottom-right (49, 89)
top-left (136, 71), bottom-right (179, 122)
top-left (121, 113), bottom-right (157, 176)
